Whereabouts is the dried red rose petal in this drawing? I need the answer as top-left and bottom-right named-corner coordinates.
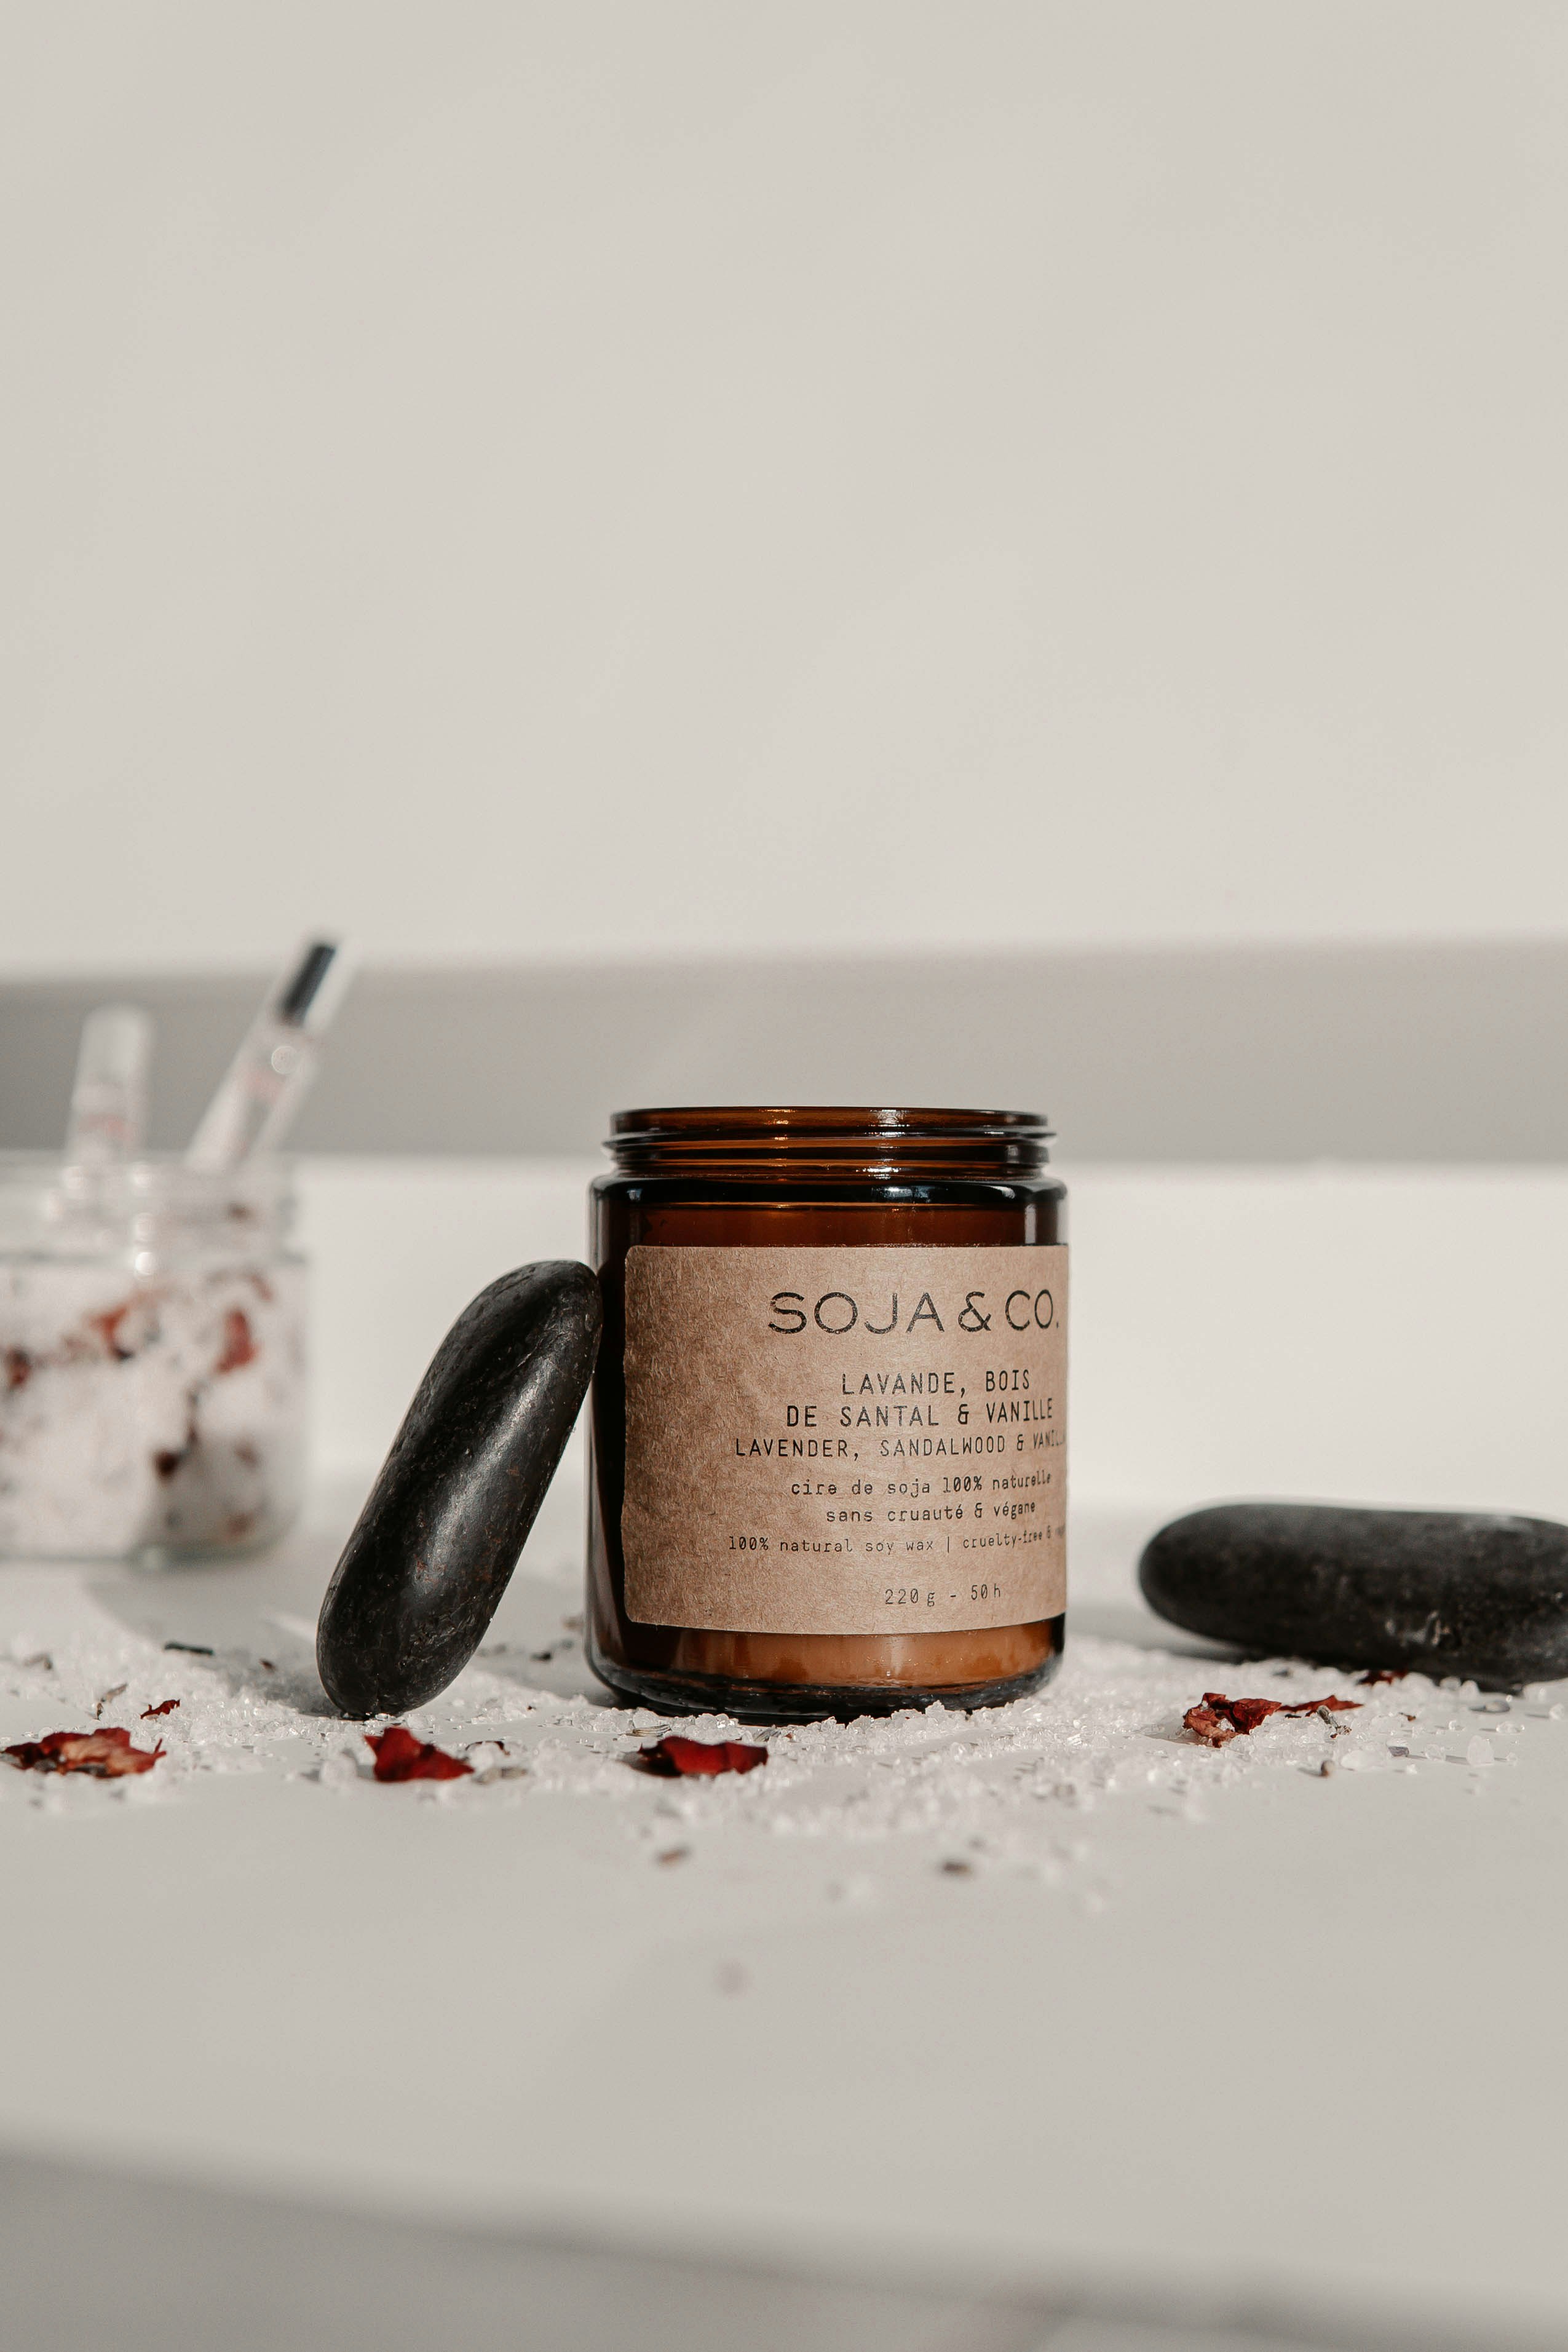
top-left (90, 1302), bottom-right (138, 1361)
top-left (1184, 1689), bottom-right (1362, 1746)
top-left (365, 1725), bottom-right (472, 1782)
top-left (215, 1309), bottom-right (258, 1374)
top-left (1358, 1668), bottom-right (1409, 1685)
top-left (1183, 1703), bottom-right (1238, 1747)
top-left (3, 1727), bottom-right (163, 1777)
top-left (637, 1734), bottom-right (769, 1777)
top-left (141, 1700), bottom-right (180, 1719)
top-left (1224, 1697), bottom-right (1284, 1733)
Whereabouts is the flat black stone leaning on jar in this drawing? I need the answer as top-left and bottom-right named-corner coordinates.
top-left (316, 1262), bottom-right (601, 1717)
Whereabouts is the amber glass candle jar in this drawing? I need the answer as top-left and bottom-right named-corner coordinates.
top-left (587, 1107), bottom-right (1066, 1722)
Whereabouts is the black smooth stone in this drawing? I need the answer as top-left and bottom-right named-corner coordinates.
top-left (317, 1261), bottom-right (601, 1716)
top-left (1139, 1502), bottom-right (1568, 1689)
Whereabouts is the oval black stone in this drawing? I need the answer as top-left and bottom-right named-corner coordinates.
top-left (316, 1261), bottom-right (602, 1716)
top-left (1138, 1502), bottom-right (1568, 1688)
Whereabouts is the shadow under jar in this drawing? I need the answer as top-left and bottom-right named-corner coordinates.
top-left (587, 1107), bottom-right (1067, 1722)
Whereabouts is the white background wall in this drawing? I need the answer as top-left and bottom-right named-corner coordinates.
top-left (6, 1), bottom-right (1568, 978)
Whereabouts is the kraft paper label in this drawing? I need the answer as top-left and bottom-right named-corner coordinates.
top-left (622, 1245), bottom-right (1067, 1635)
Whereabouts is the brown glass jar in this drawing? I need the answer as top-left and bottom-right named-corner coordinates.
top-left (587, 1107), bottom-right (1067, 1722)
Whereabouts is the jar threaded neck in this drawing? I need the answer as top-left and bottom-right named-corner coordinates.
top-left (604, 1105), bottom-right (1052, 1178)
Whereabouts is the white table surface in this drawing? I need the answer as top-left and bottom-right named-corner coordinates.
top-left (2, 1476), bottom-right (1564, 2351)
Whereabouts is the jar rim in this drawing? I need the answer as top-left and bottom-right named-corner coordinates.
top-left (609, 1104), bottom-right (1050, 1138)
top-left (604, 1105), bottom-right (1053, 1175)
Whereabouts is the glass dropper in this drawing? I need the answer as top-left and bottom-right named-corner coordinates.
top-left (186, 937), bottom-right (351, 1170)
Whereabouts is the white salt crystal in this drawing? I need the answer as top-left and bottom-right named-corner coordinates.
top-left (1465, 1736), bottom-right (1495, 1768)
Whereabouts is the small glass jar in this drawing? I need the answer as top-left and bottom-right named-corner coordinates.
top-left (0, 1154), bottom-right (306, 1561)
top-left (588, 1107), bottom-right (1067, 1722)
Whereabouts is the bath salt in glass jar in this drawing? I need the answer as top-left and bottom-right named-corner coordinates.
top-left (0, 1154), bottom-right (306, 1561)
top-left (587, 1107), bottom-right (1066, 1722)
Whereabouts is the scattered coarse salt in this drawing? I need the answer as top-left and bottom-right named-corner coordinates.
top-left (4, 1567), bottom-right (1554, 1867)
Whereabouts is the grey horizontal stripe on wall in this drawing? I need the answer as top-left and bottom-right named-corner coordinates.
top-left (0, 941), bottom-right (1561, 1162)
